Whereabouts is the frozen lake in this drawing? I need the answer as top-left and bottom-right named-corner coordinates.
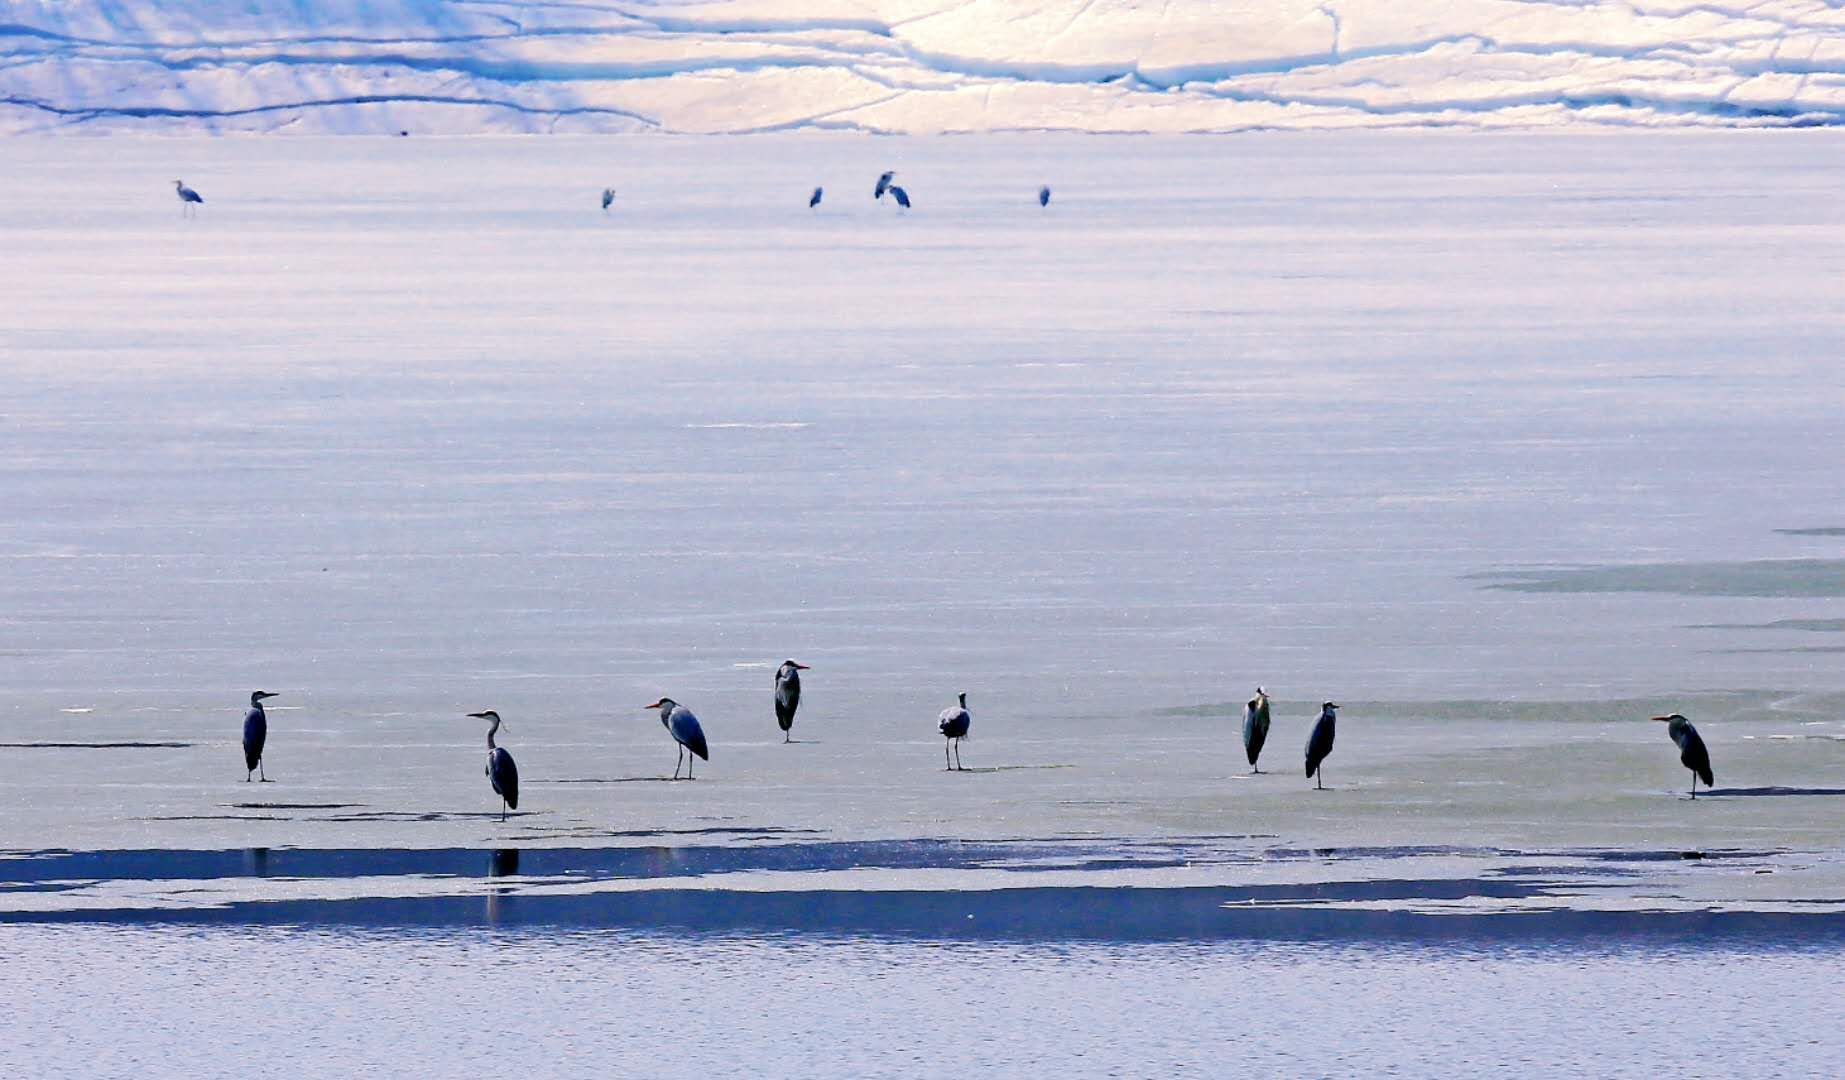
top-left (4, 132), bottom-right (1845, 1073)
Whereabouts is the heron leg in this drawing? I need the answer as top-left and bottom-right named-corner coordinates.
top-left (954, 739), bottom-right (963, 771)
top-left (687, 752), bottom-right (695, 781)
top-left (1315, 769), bottom-right (1324, 791)
top-left (259, 761), bottom-right (269, 782)
top-left (945, 740), bottom-right (951, 771)
top-left (1690, 774), bottom-right (1697, 800)
top-left (673, 744), bottom-right (683, 780)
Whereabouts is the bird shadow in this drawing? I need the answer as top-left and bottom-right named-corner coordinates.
top-left (226, 802), bottom-right (362, 810)
top-left (1701, 786), bottom-right (1845, 798)
top-left (950, 765), bottom-right (1074, 774)
top-left (536, 777), bottom-right (678, 785)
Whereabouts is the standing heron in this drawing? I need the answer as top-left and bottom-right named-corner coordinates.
top-left (1654, 713), bottom-right (1714, 798)
top-left (1243, 687), bottom-right (1271, 773)
top-left (809, 186), bottom-right (823, 210)
top-left (1304, 702), bottom-right (1338, 790)
top-left (938, 692), bottom-right (971, 771)
top-left (646, 697), bottom-right (708, 779)
top-left (469, 711), bottom-right (519, 820)
top-left (601, 187), bottom-right (615, 211)
top-left (1038, 185), bottom-right (1051, 207)
top-left (874, 170), bottom-right (895, 200)
top-left (889, 185), bottom-right (912, 211)
top-left (241, 690), bottom-right (277, 782)
top-left (174, 179), bottom-right (203, 217)
top-left (774, 660), bottom-right (809, 742)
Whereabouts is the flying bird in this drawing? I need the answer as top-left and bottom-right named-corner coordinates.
top-left (874, 171), bottom-right (895, 200)
top-left (646, 697), bottom-right (709, 779)
top-left (889, 185), bottom-right (911, 211)
top-left (1304, 702), bottom-right (1338, 790)
top-left (242, 690), bottom-right (277, 782)
top-left (469, 710), bottom-right (519, 820)
top-left (774, 660), bottom-right (809, 742)
top-left (1243, 688), bottom-right (1271, 773)
top-left (1654, 713), bottom-right (1714, 798)
top-left (938, 692), bottom-right (971, 771)
top-left (174, 179), bottom-right (203, 216)
top-left (601, 187), bottom-right (615, 211)
top-left (1038, 185), bottom-right (1051, 207)
top-left (809, 186), bottom-right (823, 210)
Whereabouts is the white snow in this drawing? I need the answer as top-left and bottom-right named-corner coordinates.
top-left (4, 1), bottom-right (1845, 133)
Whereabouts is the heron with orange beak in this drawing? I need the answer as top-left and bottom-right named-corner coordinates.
top-left (646, 697), bottom-right (709, 779)
top-left (1653, 713), bottom-right (1714, 798)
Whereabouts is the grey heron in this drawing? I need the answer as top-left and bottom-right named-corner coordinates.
top-left (1654, 713), bottom-right (1714, 798)
top-left (601, 187), bottom-right (615, 211)
top-left (809, 186), bottom-right (823, 210)
top-left (874, 170), bottom-right (895, 200)
top-left (1304, 702), bottom-right (1338, 789)
top-left (242, 690), bottom-right (277, 782)
top-left (469, 711), bottom-right (519, 820)
top-left (938, 692), bottom-right (971, 770)
top-left (646, 697), bottom-right (708, 779)
top-left (889, 185), bottom-right (911, 211)
top-left (1243, 688), bottom-right (1271, 773)
top-left (174, 180), bottom-right (203, 217)
top-left (775, 660), bottom-right (809, 742)
top-left (1039, 185), bottom-right (1051, 207)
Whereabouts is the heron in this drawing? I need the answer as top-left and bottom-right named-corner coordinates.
top-left (1039, 185), bottom-right (1051, 207)
top-left (1654, 713), bottom-right (1714, 798)
top-left (938, 692), bottom-right (971, 771)
top-left (1304, 702), bottom-right (1338, 789)
top-left (775, 660), bottom-right (810, 742)
top-left (468, 711), bottom-right (519, 820)
top-left (601, 187), bottom-right (615, 211)
top-left (174, 179), bottom-right (203, 217)
top-left (809, 186), bottom-right (823, 210)
top-left (1243, 687), bottom-right (1271, 773)
top-left (242, 690), bottom-right (277, 782)
top-left (889, 185), bottom-right (911, 211)
top-left (646, 697), bottom-right (709, 779)
top-left (874, 170), bottom-right (895, 200)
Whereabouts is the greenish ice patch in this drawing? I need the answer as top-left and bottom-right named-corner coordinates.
top-left (1692, 619), bottom-right (1845, 633)
top-left (1475, 559), bottom-right (1845, 598)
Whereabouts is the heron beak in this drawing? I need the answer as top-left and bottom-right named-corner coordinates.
top-left (1650, 715), bottom-right (1672, 722)
top-left (644, 700), bottom-right (663, 710)
top-left (794, 663), bottom-right (811, 670)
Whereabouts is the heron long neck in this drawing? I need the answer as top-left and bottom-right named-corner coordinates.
top-left (487, 718), bottom-right (500, 750)
top-left (249, 697), bottom-right (265, 715)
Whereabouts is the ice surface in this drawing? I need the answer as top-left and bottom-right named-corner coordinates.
top-left (6, 1), bottom-right (1845, 133)
top-left (3, 133), bottom-right (1845, 930)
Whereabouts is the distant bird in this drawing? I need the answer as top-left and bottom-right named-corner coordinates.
top-left (174, 179), bottom-right (203, 216)
top-left (646, 697), bottom-right (709, 779)
top-left (601, 187), bottom-right (615, 211)
top-left (1038, 185), bottom-right (1051, 207)
top-left (1654, 713), bottom-right (1714, 798)
top-left (874, 170), bottom-right (895, 200)
top-left (809, 186), bottom-right (823, 210)
top-left (889, 185), bottom-right (911, 211)
top-left (1304, 702), bottom-right (1338, 789)
top-left (938, 692), bottom-right (971, 771)
top-left (241, 690), bottom-right (277, 782)
top-left (774, 660), bottom-right (810, 742)
top-left (1243, 688), bottom-right (1271, 773)
top-left (469, 710), bottom-right (519, 820)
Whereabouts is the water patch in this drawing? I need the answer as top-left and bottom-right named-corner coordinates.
top-left (1476, 559), bottom-right (1845, 598)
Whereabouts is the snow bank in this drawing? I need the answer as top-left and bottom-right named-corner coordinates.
top-left (4, 1), bottom-right (1845, 132)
